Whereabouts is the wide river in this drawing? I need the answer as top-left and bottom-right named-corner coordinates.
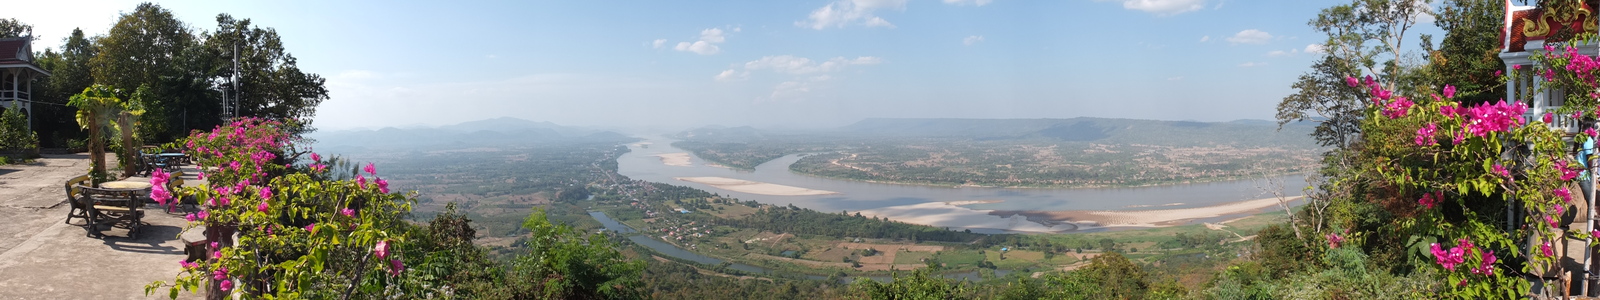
top-left (617, 138), bottom-right (1305, 233)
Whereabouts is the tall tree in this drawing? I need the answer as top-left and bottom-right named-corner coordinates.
top-left (0, 18), bottom-right (32, 38)
top-left (1429, 0), bottom-right (1507, 105)
top-left (67, 85), bottom-right (125, 182)
top-left (34, 28), bottom-right (97, 147)
top-left (206, 14), bottom-right (328, 124)
top-left (90, 3), bottom-right (219, 143)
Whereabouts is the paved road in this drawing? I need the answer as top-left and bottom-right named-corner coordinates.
top-left (0, 154), bottom-right (201, 299)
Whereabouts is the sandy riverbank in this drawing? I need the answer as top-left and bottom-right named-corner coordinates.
top-left (853, 201), bottom-right (1077, 233)
top-left (848, 196), bottom-right (1299, 233)
top-left (675, 176), bottom-right (839, 196)
top-left (990, 196), bottom-right (1301, 228)
top-left (655, 153), bottom-right (693, 167)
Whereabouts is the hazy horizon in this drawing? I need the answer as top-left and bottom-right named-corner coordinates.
top-left (13, 0), bottom-right (1436, 131)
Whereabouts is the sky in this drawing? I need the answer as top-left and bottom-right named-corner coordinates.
top-left (8, 0), bottom-right (1444, 131)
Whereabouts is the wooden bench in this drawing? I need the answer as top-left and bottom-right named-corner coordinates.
top-left (62, 175), bottom-right (92, 225)
top-left (79, 186), bottom-right (146, 238)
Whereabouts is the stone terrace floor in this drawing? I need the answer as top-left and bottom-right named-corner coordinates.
top-left (0, 154), bottom-right (203, 299)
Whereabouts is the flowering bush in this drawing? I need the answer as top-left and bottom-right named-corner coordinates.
top-left (1341, 41), bottom-right (1599, 296)
top-left (145, 118), bottom-right (418, 299)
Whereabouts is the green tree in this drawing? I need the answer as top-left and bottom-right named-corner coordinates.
top-left (205, 14), bottom-right (329, 123)
top-left (0, 18), bottom-right (31, 38)
top-left (1428, 0), bottom-right (1507, 105)
top-left (66, 85), bottom-right (124, 182)
top-left (89, 2), bottom-right (221, 143)
top-left (1041, 252), bottom-right (1148, 300)
top-left (505, 207), bottom-right (644, 299)
top-left (0, 102), bottom-right (38, 154)
top-left (852, 268), bottom-right (967, 300)
top-left (33, 28), bottom-right (97, 147)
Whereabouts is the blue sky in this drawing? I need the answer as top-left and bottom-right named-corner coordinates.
top-left (10, 0), bottom-right (1441, 131)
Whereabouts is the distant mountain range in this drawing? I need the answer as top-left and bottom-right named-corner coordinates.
top-left (308, 117), bottom-right (635, 153)
top-left (679, 117), bottom-right (1318, 149)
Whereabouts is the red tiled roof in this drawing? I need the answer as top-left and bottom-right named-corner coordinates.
top-left (0, 37), bottom-right (48, 75)
top-left (1505, 1), bottom-right (1600, 53)
top-left (0, 38), bottom-right (22, 60)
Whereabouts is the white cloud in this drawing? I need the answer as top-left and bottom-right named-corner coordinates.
top-left (1304, 44), bottom-right (1326, 54)
top-left (963, 35), bottom-right (985, 46)
top-left (1266, 49), bottom-right (1297, 57)
top-left (1199, 35), bottom-right (1210, 42)
top-left (1106, 0), bottom-right (1206, 16)
top-left (714, 69), bottom-right (747, 82)
top-left (699, 28), bottom-right (726, 43)
top-left (943, 0), bottom-right (995, 6)
top-left (743, 55), bottom-right (883, 74)
top-left (1226, 29), bottom-right (1272, 45)
top-left (675, 41), bottom-right (720, 55)
top-left (1238, 62), bottom-right (1268, 67)
top-left (669, 28), bottom-right (730, 55)
top-left (797, 0), bottom-right (909, 30)
top-left (651, 39), bottom-right (667, 49)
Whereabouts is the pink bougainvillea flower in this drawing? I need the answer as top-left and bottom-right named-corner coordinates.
top-left (375, 240), bottom-right (390, 259)
top-left (1556, 188), bottom-right (1573, 203)
top-left (1431, 243), bottom-right (1459, 270)
top-left (1542, 241), bottom-right (1555, 257)
top-left (311, 163), bottom-right (327, 173)
top-left (1465, 100), bottom-right (1528, 137)
top-left (197, 172), bottom-right (206, 181)
top-left (149, 188), bottom-right (173, 206)
top-left (213, 250), bottom-right (222, 259)
top-left (1326, 233), bottom-right (1344, 248)
top-left (257, 201), bottom-right (270, 213)
top-left (1443, 85), bottom-right (1456, 99)
top-left (184, 213), bottom-right (197, 222)
top-left (1418, 192), bottom-right (1440, 209)
top-left (179, 260), bottom-right (199, 269)
top-left (1558, 160), bottom-right (1581, 181)
top-left (219, 279), bottom-right (232, 292)
top-left (1495, 70), bottom-right (1504, 77)
top-left (357, 175), bottom-right (368, 190)
top-left (376, 178), bottom-right (390, 194)
top-left (1415, 123), bottom-right (1437, 146)
top-left (1345, 76), bottom-right (1359, 87)
top-left (259, 187), bottom-right (273, 200)
top-left (305, 223), bottom-right (316, 233)
top-left (364, 162), bottom-right (377, 175)
top-left (389, 259), bottom-right (405, 277)
top-left (1382, 97), bottom-right (1413, 119)
top-left (212, 267), bottom-right (228, 281)
top-left (197, 211), bottom-right (208, 220)
top-left (1493, 164), bottom-right (1511, 178)
top-left (1545, 112), bottom-right (1555, 123)
top-left (1587, 127), bottom-right (1598, 138)
top-left (311, 152), bottom-right (321, 162)
top-left (342, 208), bottom-right (356, 218)
top-left (1471, 250), bottom-right (1497, 275)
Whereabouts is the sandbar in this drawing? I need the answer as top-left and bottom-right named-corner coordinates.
top-left (990, 196), bottom-right (1301, 228)
top-left (655, 153), bottom-right (693, 167)
top-left (675, 177), bottom-right (839, 196)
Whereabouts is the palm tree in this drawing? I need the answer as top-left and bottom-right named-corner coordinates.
top-left (66, 85), bottom-right (124, 184)
top-left (117, 86), bottom-right (149, 177)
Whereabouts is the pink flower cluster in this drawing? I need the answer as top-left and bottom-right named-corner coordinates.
top-left (1415, 123), bottom-right (1437, 146)
top-left (1431, 239), bottom-right (1492, 274)
top-left (1326, 233), bottom-right (1345, 248)
top-left (1462, 100), bottom-right (1528, 138)
top-left (1346, 76), bottom-right (1413, 118)
top-left (147, 169), bottom-right (176, 207)
top-left (1557, 160), bottom-right (1581, 181)
top-left (1418, 191), bottom-right (1442, 209)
